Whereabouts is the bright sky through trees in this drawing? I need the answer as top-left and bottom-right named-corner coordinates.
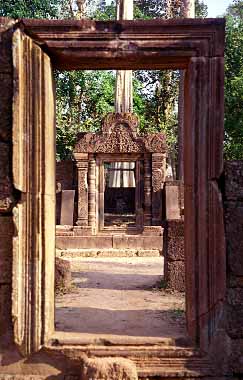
top-left (103, 0), bottom-right (232, 17)
top-left (203, 0), bottom-right (232, 16)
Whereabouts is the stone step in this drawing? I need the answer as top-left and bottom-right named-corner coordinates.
top-left (56, 235), bottom-right (163, 250)
top-left (56, 248), bottom-right (161, 258)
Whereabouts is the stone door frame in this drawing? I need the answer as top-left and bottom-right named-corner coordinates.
top-left (97, 153), bottom-right (143, 231)
top-left (11, 18), bottom-right (226, 372)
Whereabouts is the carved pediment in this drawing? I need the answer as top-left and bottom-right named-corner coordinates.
top-left (74, 113), bottom-right (167, 154)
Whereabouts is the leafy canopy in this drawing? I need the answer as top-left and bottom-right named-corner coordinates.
top-left (224, 1), bottom-right (243, 159)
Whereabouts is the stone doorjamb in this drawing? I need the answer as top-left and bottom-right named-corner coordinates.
top-left (11, 18), bottom-right (225, 372)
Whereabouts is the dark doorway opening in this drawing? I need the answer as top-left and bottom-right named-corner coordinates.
top-left (104, 161), bottom-right (136, 227)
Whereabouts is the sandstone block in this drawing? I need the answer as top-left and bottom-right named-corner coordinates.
top-left (60, 249), bottom-right (99, 258)
top-left (0, 142), bottom-right (13, 212)
top-left (228, 275), bottom-right (243, 288)
top-left (0, 29), bottom-right (13, 70)
top-left (73, 226), bottom-right (93, 236)
top-left (112, 235), bottom-right (162, 250)
top-left (230, 339), bottom-right (243, 373)
top-left (164, 220), bottom-right (184, 261)
top-left (56, 159), bottom-right (75, 190)
top-left (0, 216), bottom-right (13, 283)
top-left (225, 161), bottom-right (243, 201)
top-left (165, 181), bottom-right (184, 220)
top-left (0, 215), bottom-right (14, 235)
top-left (227, 288), bottom-right (243, 306)
top-left (97, 249), bottom-right (137, 257)
top-left (0, 245), bottom-right (12, 283)
top-left (0, 74), bottom-right (12, 142)
top-left (0, 284), bottom-right (12, 337)
top-left (142, 226), bottom-right (163, 236)
top-left (224, 202), bottom-right (243, 276)
top-left (137, 249), bottom-right (160, 257)
top-left (226, 289), bottom-right (243, 338)
top-left (166, 237), bottom-right (184, 261)
top-left (143, 236), bottom-right (163, 250)
top-left (165, 261), bottom-right (185, 292)
top-left (166, 219), bottom-right (184, 238)
top-left (55, 257), bottom-right (72, 290)
top-left (80, 354), bottom-right (138, 380)
top-left (60, 190), bottom-right (75, 226)
top-left (56, 236), bottom-right (113, 250)
top-left (226, 305), bottom-right (243, 339)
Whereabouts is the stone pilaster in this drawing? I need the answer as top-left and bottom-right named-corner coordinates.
top-left (88, 154), bottom-right (96, 231)
top-left (152, 153), bottom-right (166, 225)
top-left (74, 153), bottom-right (88, 226)
top-left (144, 155), bottom-right (152, 225)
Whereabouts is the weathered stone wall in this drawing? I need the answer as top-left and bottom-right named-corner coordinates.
top-left (164, 181), bottom-right (185, 292)
top-left (164, 220), bottom-right (185, 292)
top-left (56, 160), bottom-right (75, 223)
top-left (164, 181), bottom-right (184, 220)
top-left (56, 160), bottom-right (75, 191)
top-left (224, 161), bottom-right (243, 376)
top-left (0, 19), bottom-right (15, 346)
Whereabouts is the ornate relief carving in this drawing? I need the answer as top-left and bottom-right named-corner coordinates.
top-left (145, 134), bottom-right (166, 153)
top-left (152, 170), bottom-right (163, 192)
top-left (102, 113), bottom-right (139, 134)
top-left (0, 180), bottom-right (14, 212)
top-left (77, 169), bottom-right (87, 192)
top-left (74, 113), bottom-right (167, 154)
top-left (0, 196), bottom-right (13, 212)
top-left (76, 161), bottom-right (88, 225)
top-left (152, 154), bottom-right (166, 192)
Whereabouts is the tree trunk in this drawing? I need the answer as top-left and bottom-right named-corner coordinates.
top-left (177, 0), bottom-right (195, 179)
top-left (115, 0), bottom-right (134, 113)
top-left (110, 0), bottom-right (135, 188)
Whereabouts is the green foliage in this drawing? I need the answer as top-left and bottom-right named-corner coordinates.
top-left (0, 0), bottom-right (72, 19)
top-left (91, 1), bottom-right (116, 19)
top-left (134, 70), bottom-right (179, 151)
top-left (224, 2), bottom-right (243, 159)
top-left (195, 0), bottom-right (208, 18)
top-left (134, 0), bottom-right (207, 19)
top-left (227, 0), bottom-right (243, 19)
top-left (56, 70), bottom-right (115, 159)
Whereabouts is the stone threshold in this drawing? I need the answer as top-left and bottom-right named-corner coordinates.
top-left (56, 225), bottom-right (163, 237)
top-left (45, 339), bottom-right (215, 378)
top-left (56, 248), bottom-right (161, 258)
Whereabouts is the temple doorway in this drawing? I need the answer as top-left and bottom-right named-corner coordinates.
top-left (104, 161), bottom-right (136, 228)
top-left (54, 69), bottom-right (186, 344)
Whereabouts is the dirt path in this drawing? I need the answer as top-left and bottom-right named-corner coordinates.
top-left (55, 257), bottom-right (186, 345)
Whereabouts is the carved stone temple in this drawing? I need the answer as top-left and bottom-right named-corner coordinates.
top-left (1, 14), bottom-right (240, 380)
top-left (56, 112), bottom-right (167, 251)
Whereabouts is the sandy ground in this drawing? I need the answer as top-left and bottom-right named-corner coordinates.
top-left (55, 257), bottom-right (187, 345)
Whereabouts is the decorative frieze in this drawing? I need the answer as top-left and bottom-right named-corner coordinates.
top-left (152, 153), bottom-right (166, 225)
top-left (88, 155), bottom-right (96, 231)
top-left (74, 154), bottom-right (88, 226)
top-left (144, 156), bottom-right (152, 226)
top-left (74, 113), bottom-right (166, 154)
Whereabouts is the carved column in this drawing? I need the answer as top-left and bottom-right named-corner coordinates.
top-left (152, 153), bottom-right (166, 225)
top-left (74, 153), bottom-right (88, 226)
top-left (144, 155), bottom-right (152, 225)
top-left (88, 154), bottom-right (96, 231)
